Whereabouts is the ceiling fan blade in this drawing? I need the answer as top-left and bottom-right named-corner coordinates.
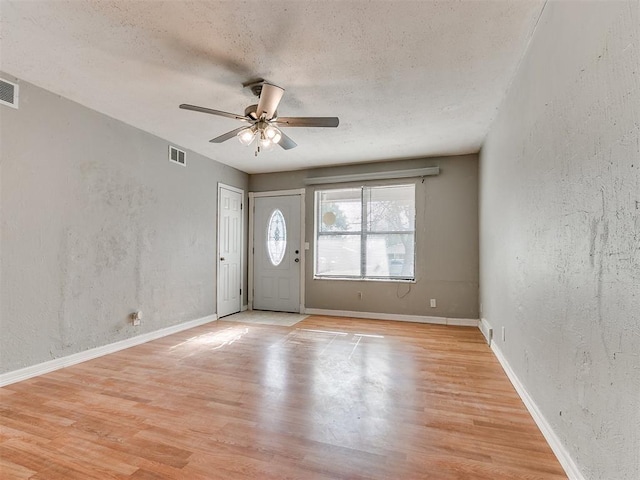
top-left (274, 117), bottom-right (339, 128)
top-left (180, 104), bottom-right (248, 122)
top-left (209, 126), bottom-right (250, 143)
top-left (277, 131), bottom-right (297, 150)
top-left (256, 83), bottom-right (284, 120)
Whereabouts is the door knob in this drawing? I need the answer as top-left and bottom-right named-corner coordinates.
top-left (294, 258), bottom-right (299, 263)
top-left (220, 257), bottom-right (225, 261)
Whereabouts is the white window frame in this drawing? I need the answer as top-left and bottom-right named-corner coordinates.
top-left (314, 183), bottom-right (416, 282)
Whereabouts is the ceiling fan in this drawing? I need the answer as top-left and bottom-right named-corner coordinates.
top-left (179, 79), bottom-right (339, 155)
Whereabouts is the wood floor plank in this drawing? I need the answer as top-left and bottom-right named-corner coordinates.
top-left (0, 456), bottom-right (37, 479)
top-left (0, 315), bottom-right (566, 479)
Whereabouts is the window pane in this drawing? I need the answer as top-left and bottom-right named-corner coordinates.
top-left (316, 235), bottom-right (361, 276)
top-left (318, 188), bottom-right (362, 232)
top-left (366, 185), bottom-right (415, 232)
top-left (267, 209), bottom-right (286, 266)
top-left (314, 184), bottom-right (416, 281)
top-left (365, 234), bottom-right (414, 278)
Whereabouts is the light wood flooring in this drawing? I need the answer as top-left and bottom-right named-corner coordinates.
top-left (1, 315), bottom-right (566, 479)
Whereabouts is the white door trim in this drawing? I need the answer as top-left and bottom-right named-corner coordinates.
top-left (251, 189), bottom-right (305, 198)
top-left (249, 189), bottom-right (305, 312)
top-left (217, 183), bottom-right (245, 316)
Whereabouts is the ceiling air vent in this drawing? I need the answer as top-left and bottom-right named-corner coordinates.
top-left (0, 78), bottom-right (19, 109)
top-left (168, 145), bottom-right (186, 166)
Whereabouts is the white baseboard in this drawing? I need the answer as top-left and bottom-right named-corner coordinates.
top-left (479, 317), bottom-right (493, 344)
top-left (0, 314), bottom-right (217, 387)
top-left (446, 317), bottom-right (479, 327)
top-left (303, 308), bottom-right (478, 327)
top-left (490, 341), bottom-right (585, 480)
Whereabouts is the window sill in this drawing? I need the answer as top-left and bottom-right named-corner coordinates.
top-left (313, 276), bottom-right (416, 284)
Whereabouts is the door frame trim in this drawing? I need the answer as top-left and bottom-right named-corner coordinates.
top-left (248, 189), bottom-right (306, 312)
top-left (217, 183), bottom-right (245, 317)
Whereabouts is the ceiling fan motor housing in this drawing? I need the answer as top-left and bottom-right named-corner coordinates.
top-left (245, 104), bottom-right (272, 120)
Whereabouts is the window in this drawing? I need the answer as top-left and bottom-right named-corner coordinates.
top-left (267, 208), bottom-right (286, 266)
top-left (315, 184), bottom-right (415, 280)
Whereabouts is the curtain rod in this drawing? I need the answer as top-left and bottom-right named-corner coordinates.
top-left (304, 166), bottom-right (440, 185)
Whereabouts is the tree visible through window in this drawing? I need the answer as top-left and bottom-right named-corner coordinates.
top-left (315, 184), bottom-right (415, 280)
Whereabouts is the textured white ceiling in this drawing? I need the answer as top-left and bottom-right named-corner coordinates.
top-left (1, 0), bottom-right (545, 174)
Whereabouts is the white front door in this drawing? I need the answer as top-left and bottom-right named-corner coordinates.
top-left (217, 185), bottom-right (243, 318)
top-left (253, 195), bottom-right (301, 313)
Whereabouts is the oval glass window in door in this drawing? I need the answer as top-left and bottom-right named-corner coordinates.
top-left (267, 208), bottom-right (287, 266)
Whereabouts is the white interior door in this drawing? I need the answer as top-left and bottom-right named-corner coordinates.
top-left (217, 185), bottom-right (243, 318)
top-left (253, 195), bottom-right (301, 313)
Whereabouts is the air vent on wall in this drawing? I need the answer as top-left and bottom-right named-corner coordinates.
top-left (169, 145), bottom-right (186, 166)
top-left (0, 78), bottom-right (19, 109)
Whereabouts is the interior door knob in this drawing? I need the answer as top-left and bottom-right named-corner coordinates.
top-left (294, 258), bottom-right (299, 263)
top-left (220, 257), bottom-right (225, 261)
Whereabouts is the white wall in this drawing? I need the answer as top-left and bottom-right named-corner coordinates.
top-left (479, 1), bottom-right (639, 479)
top-left (0, 75), bottom-right (248, 374)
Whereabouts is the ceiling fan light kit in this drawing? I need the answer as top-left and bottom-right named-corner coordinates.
top-left (236, 121), bottom-right (283, 153)
top-left (237, 126), bottom-right (256, 146)
top-left (264, 125), bottom-right (282, 143)
top-left (180, 79), bottom-right (339, 156)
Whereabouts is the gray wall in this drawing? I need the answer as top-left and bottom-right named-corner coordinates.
top-left (0, 75), bottom-right (248, 374)
top-left (479, 2), bottom-right (639, 479)
top-left (250, 155), bottom-right (479, 319)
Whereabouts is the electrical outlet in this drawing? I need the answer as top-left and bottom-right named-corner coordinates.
top-left (430, 299), bottom-right (436, 308)
top-left (501, 326), bottom-right (506, 342)
top-left (132, 311), bottom-right (143, 326)
top-left (357, 291), bottom-right (363, 300)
